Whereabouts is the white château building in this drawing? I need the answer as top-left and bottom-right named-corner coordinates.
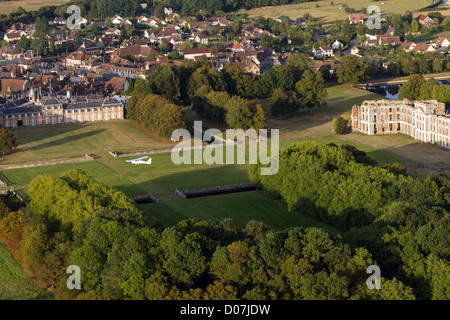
top-left (352, 99), bottom-right (450, 149)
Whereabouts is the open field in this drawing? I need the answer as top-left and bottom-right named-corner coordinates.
top-left (144, 191), bottom-right (337, 232)
top-left (244, 0), bottom-right (433, 23)
top-left (0, 241), bottom-right (53, 300)
top-left (415, 31), bottom-right (450, 43)
top-left (0, 151), bottom-right (336, 233)
top-left (0, 0), bottom-right (69, 14)
top-left (1, 120), bottom-right (176, 165)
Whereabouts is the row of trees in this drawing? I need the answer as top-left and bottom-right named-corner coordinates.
top-left (126, 92), bottom-right (187, 139)
top-left (248, 142), bottom-right (450, 299)
top-left (270, 70), bottom-right (327, 118)
top-left (192, 89), bottom-right (267, 130)
top-left (0, 174), bottom-right (417, 300)
top-left (128, 61), bottom-right (268, 133)
top-left (129, 53), bottom-right (328, 129)
top-left (398, 74), bottom-right (450, 104)
top-left (0, 127), bottom-right (17, 156)
top-left (0, 0), bottom-right (320, 27)
top-left (129, 52), bottom-right (369, 128)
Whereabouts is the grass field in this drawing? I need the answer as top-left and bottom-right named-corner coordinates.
top-left (0, 150), bottom-right (338, 233)
top-left (415, 31), bottom-right (450, 43)
top-left (244, 0), bottom-right (433, 23)
top-left (0, 0), bottom-right (69, 14)
top-left (0, 242), bottom-right (53, 300)
top-left (1, 120), bottom-right (176, 165)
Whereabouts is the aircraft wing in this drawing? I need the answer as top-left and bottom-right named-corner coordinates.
top-left (126, 156), bottom-right (149, 162)
top-left (135, 158), bottom-right (152, 165)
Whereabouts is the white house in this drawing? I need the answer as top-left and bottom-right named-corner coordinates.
top-left (312, 46), bottom-right (334, 59)
top-left (3, 30), bottom-right (26, 42)
top-left (111, 15), bottom-right (123, 25)
top-left (436, 37), bottom-right (450, 48)
top-left (332, 40), bottom-right (344, 50)
top-left (137, 16), bottom-right (149, 24)
top-left (111, 15), bottom-right (131, 26)
top-left (179, 48), bottom-right (211, 60)
top-left (413, 43), bottom-right (436, 53)
top-left (350, 45), bottom-right (363, 57)
top-left (105, 28), bottom-right (121, 36)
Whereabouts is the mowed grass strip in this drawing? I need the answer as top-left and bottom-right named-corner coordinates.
top-left (0, 242), bottom-right (53, 300)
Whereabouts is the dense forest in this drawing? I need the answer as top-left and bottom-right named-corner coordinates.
top-left (0, 0), bottom-right (317, 26)
top-left (248, 142), bottom-right (450, 299)
top-left (126, 55), bottom-right (329, 136)
top-left (0, 142), bottom-right (449, 300)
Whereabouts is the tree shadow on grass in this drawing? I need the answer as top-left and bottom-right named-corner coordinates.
top-left (14, 129), bottom-right (105, 153)
top-left (147, 164), bottom-right (250, 195)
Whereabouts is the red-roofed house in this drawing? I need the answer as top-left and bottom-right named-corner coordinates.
top-left (4, 30), bottom-right (26, 42)
top-left (349, 14), bottom-right (364, 25)
top-left (436, 37), bottom-right (450, 48)
top-left (413, 43), bottom-right (436, 53)
top-left (106, 77), bottom-right (128, 93)
top-left (417, 14), bottom-right (433, 25)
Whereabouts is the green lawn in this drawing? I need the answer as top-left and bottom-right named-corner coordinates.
top-left (142, 191), bottom-right (338, 233)
top-left (0, 161), bottom-right (117, 188)
top-left (1, 120), bottom-right (175, 165)
top-left (280, 134), bottom-right (420, 166)
top-left (0, 242), bottom-right (53, 300)
top-left (0, 151), bottom-right (337, 233)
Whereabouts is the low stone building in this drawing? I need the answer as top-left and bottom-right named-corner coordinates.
top-left (352, 99), bottom-right (450, 149)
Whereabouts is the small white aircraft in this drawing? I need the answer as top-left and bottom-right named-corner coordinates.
top-left (126, 156), bottom-right (152, 166)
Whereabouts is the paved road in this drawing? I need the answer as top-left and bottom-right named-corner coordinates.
top-left (342, 39), bottom-right (358, 55)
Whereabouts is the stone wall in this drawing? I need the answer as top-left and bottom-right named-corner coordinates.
top-left (109, 148), bottom-right (174, 158)
top-left (131, 193), bottom-right (159, 204)
top-left (176, 183), bottom-right (256, 199)
top-left (0, 154), bottom-right (96, 170)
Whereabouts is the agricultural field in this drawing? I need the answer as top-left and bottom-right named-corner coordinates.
top-left (244, 0), bottom-right (433, 23)
top-left (0, 0), bottom-right (69, 14)
top-left (0, 241), bottom-right (53, 300)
